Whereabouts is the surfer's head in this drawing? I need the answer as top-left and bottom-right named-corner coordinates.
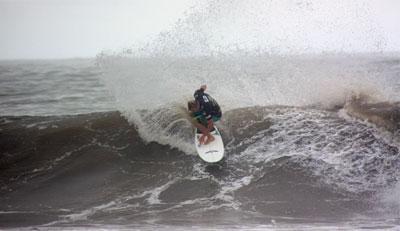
top-left (188, 100), bottom-right (199, 112)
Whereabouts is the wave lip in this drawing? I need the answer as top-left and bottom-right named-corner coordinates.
top-left (344, 95), bottom-right (400, 133)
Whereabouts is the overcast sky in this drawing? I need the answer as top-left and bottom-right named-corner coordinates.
top-left (0, 0), bottom-right (195, 59)
top-left (1, 0), bottom-right (400, 60)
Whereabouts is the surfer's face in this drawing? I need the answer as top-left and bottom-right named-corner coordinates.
top-left (189, 101), bottom-right (200, 112)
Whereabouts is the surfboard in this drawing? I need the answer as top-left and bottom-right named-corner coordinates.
top-left (195, 127), bottom-right (224, 163)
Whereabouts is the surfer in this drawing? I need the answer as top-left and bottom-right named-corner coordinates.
top-left (188, 85), bottom-right (222, 145)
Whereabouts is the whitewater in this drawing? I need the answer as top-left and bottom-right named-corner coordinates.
top-left (1, 0), bottom-right (400, 230)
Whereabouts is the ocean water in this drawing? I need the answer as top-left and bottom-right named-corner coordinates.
top-left (0, 59), bottom-right (115, 116)
top-left (1, 55), bottom-right (400, 231)
top-left (1, 0), bottom-right (400, 230)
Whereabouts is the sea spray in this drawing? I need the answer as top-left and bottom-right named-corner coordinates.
top-left (98, 0), bottom-right (400, 150)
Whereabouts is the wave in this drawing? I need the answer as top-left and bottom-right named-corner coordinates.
top-left (98, 54), bottom-right (400, 154)
top-left (1, 101), bottom-right (399, 227)
top-left (95, 0), bottom-right (400, 159)
top-left (2, 0), bottom-right (400, 227)
top-left (345, 94), bottom-right (400, 133)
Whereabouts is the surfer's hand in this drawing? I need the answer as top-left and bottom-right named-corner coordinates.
top-left (199, 134), bottom-right (207, 145)
top-left (204, 134), bottom-right (214, 145)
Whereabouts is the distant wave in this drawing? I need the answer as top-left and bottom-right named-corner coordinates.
top-left (344, 94), bottom-right (400, 133)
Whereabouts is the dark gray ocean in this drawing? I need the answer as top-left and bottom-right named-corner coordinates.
top-left (1, 55), bottom-right (400, 230)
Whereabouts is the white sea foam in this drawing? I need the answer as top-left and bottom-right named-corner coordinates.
top-left (228, 107), bottom-right (399, 193)
top-left (61, 201), bottom-right (117, 222)
top-left (146, 180), bottom-right (178, 205)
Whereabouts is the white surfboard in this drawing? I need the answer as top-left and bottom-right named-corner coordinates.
top-left (195, 127), bottom-right (224, 163)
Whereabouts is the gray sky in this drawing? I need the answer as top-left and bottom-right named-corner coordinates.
top-left (0, 0), bottom-right (195, 59)
top-left (1, 0), bottom-right (400, 60)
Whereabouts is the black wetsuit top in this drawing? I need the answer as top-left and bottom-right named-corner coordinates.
top-left (194, 89), bottom-right (222, 121)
